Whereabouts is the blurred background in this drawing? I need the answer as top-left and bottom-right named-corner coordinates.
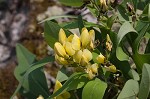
top-left (0, 0), bottom-right (96, 98)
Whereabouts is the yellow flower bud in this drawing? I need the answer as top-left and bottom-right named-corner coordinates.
top-left (67, 34), bottom-right (74, 42)
top-left (73, 49), bottom-right (92, 66)
top-left (106, 34), bottom-right (112, 51)
top-left (89, 41), bottom-right (94, 50)
top-left (55, 96), bottom-right (63, 99)
top-left (80, 55), bottom-right (88, 66)
top-left (105, 65), bottom-right (117, 73)
top-left (89, 30), bottom-right (95, 49)
top-left (100, 0), bottom-right (108, 12)
top-left (73, 50), bottom-right (82, 63)
top-left (59, 28), bottom-right (66, 45)
top-left (54, 80), bottom-right (62, 93)
top-left (64, 42), bottom-right (75, 56)
top-left (61, 91), bottom-right (71, 99)
top-left (89, 30), bottom-right (95, 42)
top-left (54, 42), bottom-right (68, 58)
top-left (54, 80), bottom-right (70, 99)
top-left (37, 95), bottom-right (44, 99)
top-left (87, 69), bottom-right (95, 79)
top-left (80, 49), bottom-right (92, 66)
top-left (55, 54), bottom-right (68, 65)
top-left (96, 53), bottom-right (105, 64)
top-left (81, 28), bottom-right (90, 48)
top-left (91, 63), bottom-right (99, 74)
top-left (71, 34), bottom-right (81, 50)
top-left (82, 49), bottom-right (92, 62)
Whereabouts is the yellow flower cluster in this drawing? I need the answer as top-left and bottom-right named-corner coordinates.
top-left (54, 28), bottom-right (94, 66)
top-left (54, 27), bottom-right (115, 79)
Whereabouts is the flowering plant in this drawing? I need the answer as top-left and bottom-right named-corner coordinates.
top-left (12, 0), bottom-right (150, 99)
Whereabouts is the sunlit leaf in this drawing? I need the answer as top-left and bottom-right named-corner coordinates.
top-left (128, 69), bottom-right (140, 81)
top-left (116, 21), bottom-right (137, 61)
top-left (138, 63), bottom-right (150, 99)
top-left (82, 78), bottom-right (107, 99)
top-left (56, 67), bottom-right (68, 82)
top-left (117, 79), bottom-right (139, 99)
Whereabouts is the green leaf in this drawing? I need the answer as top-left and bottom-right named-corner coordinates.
top-left (117, 79), bottom-right (139, 99)
top-left (137, 0), bottom-right (149, 10)
top-left (78, 15), bottom-right (84, 33)
top-left (12, 44), bottom-right (55, 99)
top-left (116, 46), bottom-right (129, 61)
top-left (16, 43), bottom-right (36, 68)
top-left (132, 23), bottom-right (150, 72)
top-left (132, 0), bottom-right (138, 11)
top-left (140, 4), bottom-right (150, 22)
top-left (11, 57), bottom-right (54, 99)
top-left (133, 52), bottom-right (150, 73)
top-left (135, 20), bottom-right (148, 32)
top-left (48, 72), bottom-right (89, 99)
top-left (117, 5), bottom-right (129, 21)
top-left (82, 78), bottom-right (107, 99)
top-left (39, 15), bottom-right (77, 24)
top-left (117, 22), bottom-right (137, 45)
top-left (92, 52), bottom-right (99, 63)
top-left (107, 15), bottom-right (117, 29)
top-left (58, 0), bottom-right (84, 7)
top-left (44, 21), bottom-right (60, 48)
top-left (60, 21), bottom-right (78, 29)
top-left (138, 63), bottom-right (150, 99)
top-left (109, 32), bottom-right (131, 79)
top-left (14, 44), bottom-right (36, 88)
top-left (128, 69), bottom-right (140, 81)
top-left (56, 67), bottom-right (68, 82)
top-left (60, 20), bottom-right (99, 30)
top-left (116, 21), bottom-right (137, 61)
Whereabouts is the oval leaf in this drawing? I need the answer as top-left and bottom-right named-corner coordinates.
top-left (56, 67), bottom-right (68, 82)
top-left (116, 21), bottom-right (137, 61)
top-left (138, 63), bottom-right (150, 99)
top-left (117, 79), bottom-right (139, 99)
top-left (82, 78), bottom-right (107, 99)
top-left (128, 69), bottom-right (140, 81)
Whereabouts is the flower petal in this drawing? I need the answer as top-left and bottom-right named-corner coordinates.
top-left (73, 50), bottom-right (82, 63)
top-left (72, 34), bottom-right (81, 50)
top-left (53, 80), bottom-right (62, 93)
top-left (59, 28), bottom-right (66, 45)
top-left (80, 55), bottom-right (88, 66)
top-left (55, 54), bottom-right (69, 65)
top-left (67, 34), bottom-right (74, 42)
top-left (54, 42), bottom-right (68, 58)
top-left (89, 30), bottom-right (95, 42)
top-left (64, 42), bottom-right (75, 56)
top-left (91, 63), bottom-right (99, 74)
top-left (81, 28), bottom-right (90, 48)
top-left (83, 49), bottom-right (92, 62)
top-left (96, 53), bottom-right (105, 64)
